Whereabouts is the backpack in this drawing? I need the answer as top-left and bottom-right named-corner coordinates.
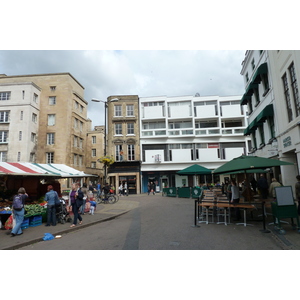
top-left (13, 194), bottom-right (23, 210)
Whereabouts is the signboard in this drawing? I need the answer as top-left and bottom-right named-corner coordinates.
top-left (275, 186), bottom-right (294, 206)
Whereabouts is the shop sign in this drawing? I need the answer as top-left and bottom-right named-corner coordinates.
top-left (283, 136), bottom-right (292, 148)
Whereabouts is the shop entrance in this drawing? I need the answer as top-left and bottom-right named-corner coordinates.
top-left (119, 176), bottom-right (137, 194)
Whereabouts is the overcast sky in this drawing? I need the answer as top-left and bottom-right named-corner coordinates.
top-left (0, 50), bottom-right (246, 127)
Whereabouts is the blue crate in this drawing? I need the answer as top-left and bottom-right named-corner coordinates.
top-left (29, 215), bottom-right (42, 224)
top-left (29, 221), bottom-right (42, 227)
top-left (21, 217), bottom-right (29, 229)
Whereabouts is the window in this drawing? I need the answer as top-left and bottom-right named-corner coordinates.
top-left (0, 92), bottom-right (10, 101)
top-left (114, 105), bottom-right (122, 116)
top-left (79, 138), bottom-right (83, 149)
top-left (127, 123), bottom-right (134, 135)
top-left (126, 104), bottom-right (134, 116)
top-left (32, 113), bottom-right (38, 123)
top-left (46, 152), bottom-right (54, 163)
top-left (74, 136), bottom-right (78, 147)
top-left (31, 133), bottom-right (36, 143)
top-left (0, 151), bottom-right (7, 162)
top-left (19, 131), bottom-right (22, 141)
top-left (33, 93), bottom-right (38, 103)
top-left (30, 153), bottom-right (36, 162)
top-left (245, 73), bottom-right (249, 82)
top-left (73, 154), bottom-right (78, 166)
top-left (78, 155), bottom-right (83, 166)
top-left (128, 144), bottom-right (135, 161)
top-left (92, 136), bottom-right (96, 144)
top-left (91, 162), bottom-right (96, 168)
top-left (0, 131), bottom-right (8, 143)
top-left (289, 62), bottom-right (300, 117)
top-left (49, 96), bottom-right (56, 105)
top-left (251, 58), bottom-right (255, 70)
top-left (282, 73), bottom-right (293, 122)
top-left (115, 123), bottom-right (122, 135)
top-left (17, 152), bottom-right (21, 162)
top-left (48, 114), bottom-right (55, 126)
top-left (0, 111), bottom-right (9, 123)
top-left (50, 86), bottom-right (56, 91)
top-left (20, 111), bottom-right (23, 120)
top-left (47, 133), bottom-right (55, 145)
top-left (115, 145), bottom-right (123, 161)
top-left (92, 149), bottom-right (96, 157)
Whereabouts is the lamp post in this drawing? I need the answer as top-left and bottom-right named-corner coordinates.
top-left (92, 98), bottom-right (118, 183)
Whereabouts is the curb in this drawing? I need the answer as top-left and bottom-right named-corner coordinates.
top-left (2, 211), bottom-right (129, 250)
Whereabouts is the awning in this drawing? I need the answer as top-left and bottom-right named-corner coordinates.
top-left (240, 82), bottom-right (258, 105)
top-left (256, 104), bottom-right (274, 124)
top-left (252, 63), bottom-right (268, 84)
top-left (244, 117), bottom-right (258, 136)
top-left (0, 162), bottom-right (94, 177)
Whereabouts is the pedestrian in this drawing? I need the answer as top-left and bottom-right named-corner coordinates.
top-left (230, 179), bottom-right (241, 221)
top-left (80, 183), bottom-right (88, 215)
top-left (96, 182), bottom-right (101, 198)
top-left (89, 199), bottom-right (97, 215)
top-left (257, 174), bottom-right (269, 199)
top-left (102, 182), bottom-right (110, 203)
top-left (269, 178), bottom-right (282, 200)
top-left (45, 185), bottom-right (59, 227)
top-left (295, 175), bottom-right (300, 215)
top-left (69, 183), bottom-right (83, 228)
top-left (148, 181), bottom-right (155, 195)
top-left (226, 180), bottom-right (232, 204)
top-left (119, 182), bottom-right (123, 196)
top-left (10, 187), bottom-right (28, 237)
top-left (250, 176), bottom-right (257, 193)
top-left (123, 182), bottom-right (128, 196)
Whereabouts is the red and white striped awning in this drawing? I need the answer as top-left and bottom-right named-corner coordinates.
top-left (0, 162), bottom-right (92, 177)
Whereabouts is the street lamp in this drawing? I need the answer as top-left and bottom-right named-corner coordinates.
top-left (92, 97), bottom-right (118, 183)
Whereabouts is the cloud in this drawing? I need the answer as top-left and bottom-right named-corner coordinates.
top-left (0, 50), bottom-right (245, 127)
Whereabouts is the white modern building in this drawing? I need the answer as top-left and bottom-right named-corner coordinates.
top-left (0, 82), bottom-right (40, 163)
top-left (139, 94), bottom-right (250, 192)
top-left (240, 50), bottom-right (299, 187)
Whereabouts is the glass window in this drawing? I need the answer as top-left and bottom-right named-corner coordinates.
top-left (128, 144), bottom-right (135, 160)
top-left (19, 131), bottom-right (22, 141)
top-left (46, 152), bottom-right (54, 163)
top-left (92, 149), bottom-right (96, 157)
top-left (115, 105), bottom-right (122, 116)
top-left (49, 96), bottom-right (56, 105)
top-left (127, 123), bottom-right (134, 135)
top-left (48, 114), bottom-right (55, 126)
top-left (33, 93), bottom-right (38, 103)
top-left (282, 73), bottom-right (293, 122)
top-left (115, 123), bottom-right (122, 135)
top-left (0, 92), bottom-right (11, 101)
top-left (47, 133), bottom-right (55, 145)
top-left (92, 136), bottom-right (96, 144)
top-left (115, 145), bottom-right (123, 161)
top-left (0, 131), bottom-right (8, 143)
top-left (289, 62), bottom-right (300, 117)
top-left (0, 111), bottom-right (9, 123)
top-left (126, 105), bottom-right (134, 116)
top-left (0, 151), bottom-right (7, 162)
top-left (32, 113), bottom-right (38, 123)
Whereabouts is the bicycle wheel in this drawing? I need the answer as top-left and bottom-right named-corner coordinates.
top-left (96, 196), bottom-right (102, 204)
top-left (108, 195), bottom-right (116, 204)
top-left (114, 194), bottom-right (120, 202)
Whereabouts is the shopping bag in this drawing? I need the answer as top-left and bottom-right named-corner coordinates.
top-left (5, 215), bottom-right (14, 230)
top-left (43, 233), bottom-right (54, 241)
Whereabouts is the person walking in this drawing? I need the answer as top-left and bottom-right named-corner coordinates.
top-left (10, 187), bottom-right (28, 237)
top-left (148, 181), bottom-right (156, 195)
top-left (269, 178), bottom-right (282, 200)
top-left (80, 183), bottom-right (88, 215)
top-left (102, 183), bottom-right (110, 203)
top-left (295, 175), bottom-right (300, 215)
top-left (119, 183), bottom-right (123, 196)
top-left (123, 182), bottom-right (128, 196)
top-left (45, 185), bottom-right (59, 226)
top-left (230, 179), bottom-right (241, 221)
top-left (69, 183), bottom-right (83, 228)
top-left (257, 174), bottom-right (269, 199)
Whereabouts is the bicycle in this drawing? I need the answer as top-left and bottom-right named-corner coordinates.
top-left (96, 192), bottom-right (117, 204)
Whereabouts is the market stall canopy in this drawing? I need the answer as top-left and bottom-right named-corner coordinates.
top-left (0, 162), bottom-right (94, 177)
top-left (212, 155), bottom-right (294, 174)
top-left (177, 164), bottom-right (212, 175)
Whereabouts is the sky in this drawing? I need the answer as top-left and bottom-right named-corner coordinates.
top-left (0, 50), bottom-right (246, 127)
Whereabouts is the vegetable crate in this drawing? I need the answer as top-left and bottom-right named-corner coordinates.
top-left (29, 215), bottom-right (42, 227)
top-left (21, 217), bottom-right (30, 229)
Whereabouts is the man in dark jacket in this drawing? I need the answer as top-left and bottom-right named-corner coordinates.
top-left (257, 174), bottom-right (268, 199)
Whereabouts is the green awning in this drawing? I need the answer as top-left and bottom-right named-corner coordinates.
top-left (244, 117), bottom-right (258, 136)
top-left (256, 104), bottom-right (274, 124)
top-left (240, 82), bottom-right (258, 105)
top-left (252, 63), bottom-right (268, 84)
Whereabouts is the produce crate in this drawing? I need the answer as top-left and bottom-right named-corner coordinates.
top-left (29, 215), bottom-right (42, 227)
top-left (21, 217), bottom-right (29, 229)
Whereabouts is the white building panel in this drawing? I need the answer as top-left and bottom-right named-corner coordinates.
top-left (145, 150), bottom-right (164, 163)
top-left (171, 149), bottom-right (191, 162)
top-left (144, 106), bottom-right (164, 119)
top-left (196, 105), bottom-right (215, 117)
top-left (199, 148), bottom-right (219, 161)
top-left (224, 147), bottom-right (244, 160)
top-left (222, 104), bottom-right (241, 117)
top-left (170, 105), bottom-right (190, 118)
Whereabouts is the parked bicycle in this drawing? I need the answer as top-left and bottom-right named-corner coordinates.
top-left (96, 192), bottom-right (119, 204)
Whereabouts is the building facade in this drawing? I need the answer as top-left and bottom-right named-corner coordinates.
top-left (240, 50), bottom-right (299, 187)
top-left (139, 94), bottom-right (250, 193)
top-left (106, 95), bottom-right (141, 194)
top-left (0, 81), bottom-right (41, 162)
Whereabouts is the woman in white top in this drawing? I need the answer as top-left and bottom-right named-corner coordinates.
top-left (231, 179), bottom-right (241, 221)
